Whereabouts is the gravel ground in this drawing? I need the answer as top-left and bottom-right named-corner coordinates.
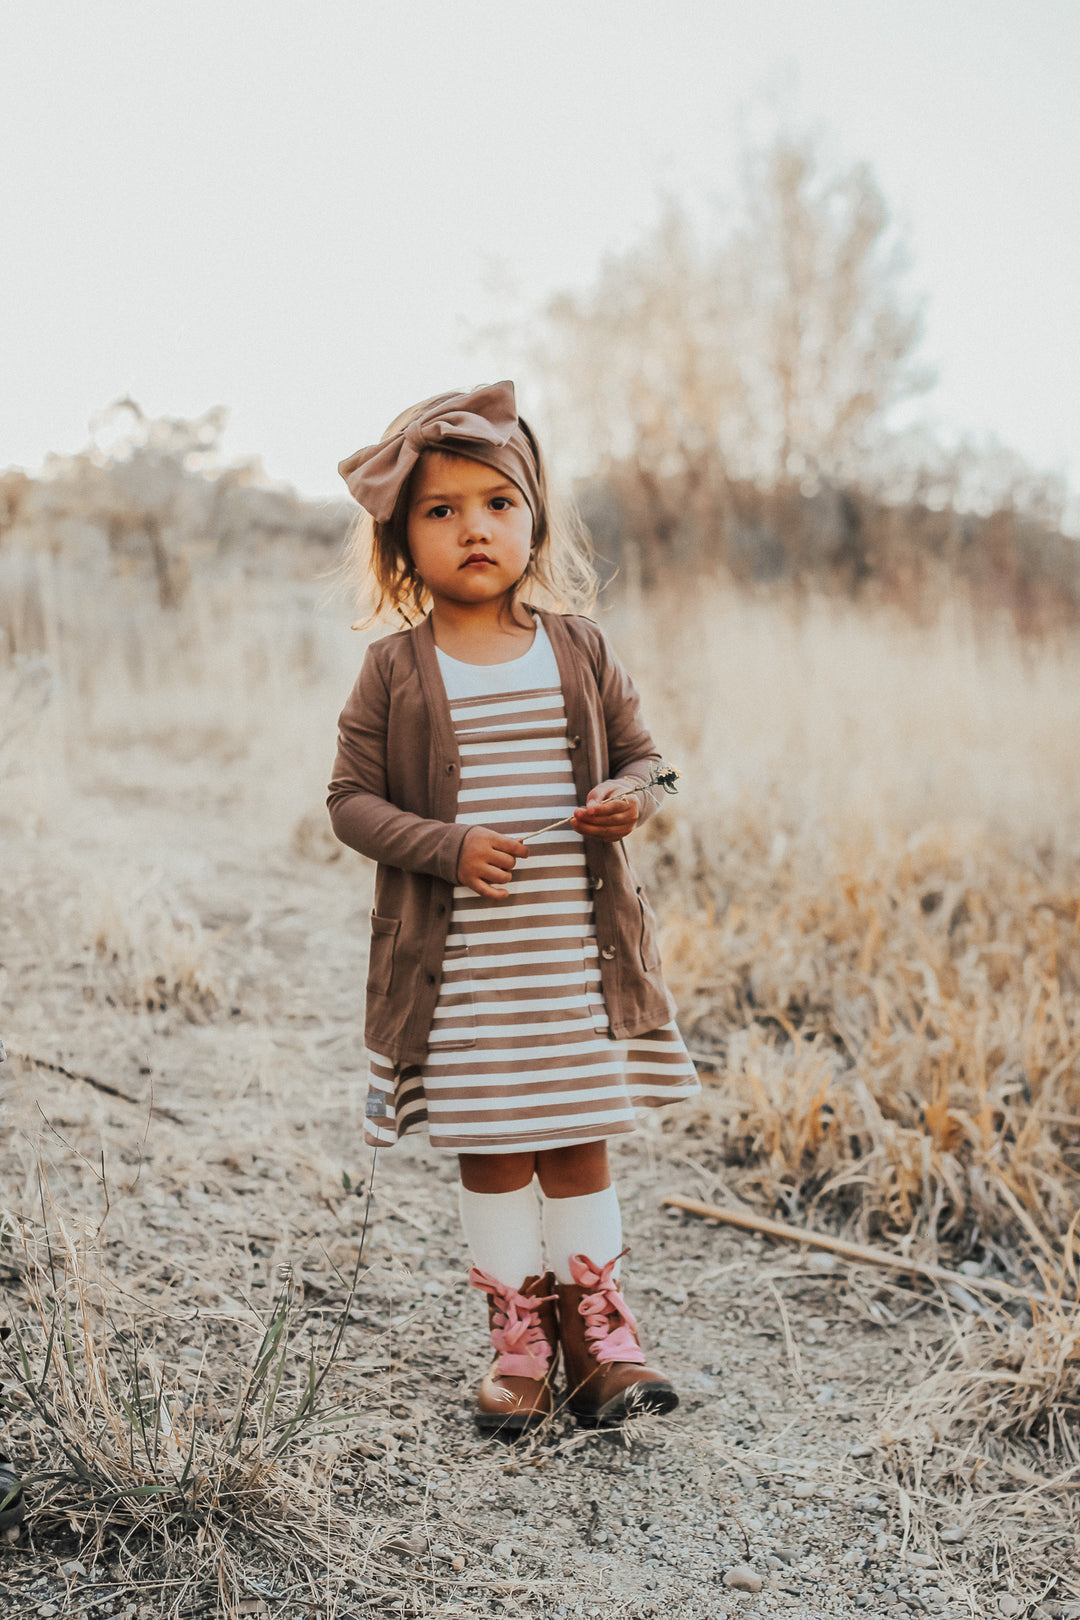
top-left (1, 751), bottom-right (1072, 1618)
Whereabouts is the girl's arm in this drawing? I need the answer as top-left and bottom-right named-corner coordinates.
top-left (327, 649), bottom-right (469, 884)
top-left (592, 630), bottom-right (664, 830)
top-left (571, 624), bottom-right (665, 842)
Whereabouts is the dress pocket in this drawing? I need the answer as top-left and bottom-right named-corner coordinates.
top-left (427, 943), bottom-right (476, 1051)
top-left (366, 913), bottom-right (401, 997)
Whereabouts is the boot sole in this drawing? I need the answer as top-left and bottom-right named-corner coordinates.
top-left (570, 1382), bottom-right (680, 1428)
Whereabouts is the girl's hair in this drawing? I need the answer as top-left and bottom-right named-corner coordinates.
top-left (342, 394), bottom-right (598, 627)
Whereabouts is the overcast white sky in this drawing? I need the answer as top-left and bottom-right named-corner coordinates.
top-left (3, 0), bottom-right (1078, 506)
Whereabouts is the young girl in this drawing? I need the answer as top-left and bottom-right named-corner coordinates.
top-left (328, 380), bottom-right (700, 1432)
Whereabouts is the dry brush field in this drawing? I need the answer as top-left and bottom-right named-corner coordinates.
top-left (2, 549), bottom-right (1079, 1618)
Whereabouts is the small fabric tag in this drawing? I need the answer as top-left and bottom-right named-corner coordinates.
top-left (365, 1091), bottom-right (391, 1119)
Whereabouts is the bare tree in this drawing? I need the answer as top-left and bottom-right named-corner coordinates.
top-left (728, 136), bottom-right (932, 483)
top-left (520, 129), bottom-right (933, 578)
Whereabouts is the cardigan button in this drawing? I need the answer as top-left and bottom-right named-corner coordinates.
top-left (592, 877), bottom-right (604, 891)
top-left (446, 762), bottom-right (456, 774)
top-left (426, 973), bottom-right (436, 985)
top-left (600, 946), bottom-right (616, 961)
top-left (567, 735), bottom-right (580, 749)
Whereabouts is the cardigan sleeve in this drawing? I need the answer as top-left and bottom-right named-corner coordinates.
top-left (590, 624), bottom-right (665, 830)
top-left (326, 647), bottom-right (470, 885)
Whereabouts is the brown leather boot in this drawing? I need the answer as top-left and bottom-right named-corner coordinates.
top-left (557, 1249), bottom-right (678, 1427)
top-left (469, 1268), bottom-right (559, 1434)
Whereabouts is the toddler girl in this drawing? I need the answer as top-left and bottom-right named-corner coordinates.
top-left (328, 381), bottom-right (700, 1432)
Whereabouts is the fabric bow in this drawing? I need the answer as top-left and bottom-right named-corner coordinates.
top-left (338, 379), bottom-right (539, 522)
top-left (568, 1249), bottom-right (646, 1366)
top-left (469, 1267), bottom-right (556, 1378)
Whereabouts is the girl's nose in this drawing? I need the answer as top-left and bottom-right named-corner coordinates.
top-left (461, 509), bottom-right (490, 542)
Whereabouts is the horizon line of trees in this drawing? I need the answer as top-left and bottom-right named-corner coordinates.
top-left (2, 122), bottom-right (1077, 639)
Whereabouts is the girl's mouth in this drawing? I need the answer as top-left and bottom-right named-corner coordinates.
top-left (461, 555), bottom-right (495, 568)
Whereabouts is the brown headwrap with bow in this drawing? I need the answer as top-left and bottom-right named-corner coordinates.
top-left (338, 380), bottom-right (541, 524)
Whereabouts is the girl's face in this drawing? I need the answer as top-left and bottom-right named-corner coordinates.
top-left (406, 451), bottom-right (534, 611)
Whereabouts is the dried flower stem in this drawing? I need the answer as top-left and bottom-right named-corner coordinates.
top-left (521, 761), bottom-right (680, 843)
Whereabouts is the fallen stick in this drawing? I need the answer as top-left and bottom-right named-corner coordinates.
top-left (11, 1051), bottom-right (184, 1125)
top-left (662, 1195), bottom-right (1052, 1305)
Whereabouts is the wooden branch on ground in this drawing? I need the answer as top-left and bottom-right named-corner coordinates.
top-left (11, 1052), bottom-right (184, 1125)
top-left (662, 1195), bottom-right (1052, 1305)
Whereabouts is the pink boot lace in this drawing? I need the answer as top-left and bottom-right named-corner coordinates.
top-left (567, 1249), bottom-right (646, 1365)
top-left (469, 1269), bottom-right (557, 1378)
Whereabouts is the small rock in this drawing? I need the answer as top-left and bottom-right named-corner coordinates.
top-left (855, 1495), bottom-right (884, 1512)
top-left (37, 1608), bottom-right (59, 1619)
top-left (807, 1251), bottom-right (837, 1272)
top-left (491, 1541), bottom-right (513, 1562)
top-left (723, 1566), bottom-right (763, 1593)
top-left (450, 1555), bottom-right (465, 1571)
top-left (998, 1598), bottom-right (1020, 1618)
top-left (848, 1443), bottom-right (874, 1458)
top-left (939, 1528), bottom-right (965, 1543)
top-left (792, 1481), bottom-right (816, 1499)
top-left (384, 1529), bottom-right (426, 1556)
top-left (59, 1560), bottom-right (87, 1578)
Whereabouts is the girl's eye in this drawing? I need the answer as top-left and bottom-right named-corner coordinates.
top-left (427, 504), bottom-right (452, 519)
top-left (490, 496), bottom-right (513, 510)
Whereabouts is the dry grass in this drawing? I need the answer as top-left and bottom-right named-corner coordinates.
top-left (610, 585), bottom-right (1080, 1584)
top-left (2, 1174), bottom-right (373, 1611)
top-left (862, 1289), bottom-right (1080, 1585)
top-left (4, 546), bottom-right (1080, 1603)
top-left (612, 586), bottom-right (1080, 1259)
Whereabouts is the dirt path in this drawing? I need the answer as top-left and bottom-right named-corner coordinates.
top-left (0, 759), bottom-right (1054, 1618)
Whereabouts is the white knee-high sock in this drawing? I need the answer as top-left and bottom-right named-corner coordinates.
top-left (458, 1184), bottom-right (543, 1287)
top-left (542, 1186), bottom-right (624, 1286)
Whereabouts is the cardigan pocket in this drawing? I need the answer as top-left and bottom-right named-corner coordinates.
top-left (425, 944), bottom-right (476, 1051)
top-left (635, 885), bottom-right (662, 973)
top-left (367, 913), bottom-right (401, 997)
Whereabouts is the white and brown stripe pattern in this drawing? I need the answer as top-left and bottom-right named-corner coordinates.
top-left (364, 628), bottom-right (699, 1152)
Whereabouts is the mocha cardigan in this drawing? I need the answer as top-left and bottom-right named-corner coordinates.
top-left (326, 607), bottom-right (676, 1067)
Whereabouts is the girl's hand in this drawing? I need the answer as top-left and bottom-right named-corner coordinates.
top-left (571, 779), bottom-right (640, 843)
top-left (457, 826), bottom-right (529, 898)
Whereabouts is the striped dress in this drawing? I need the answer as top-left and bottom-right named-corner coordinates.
top-left (363, 619), bottom-right (700, 1153)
